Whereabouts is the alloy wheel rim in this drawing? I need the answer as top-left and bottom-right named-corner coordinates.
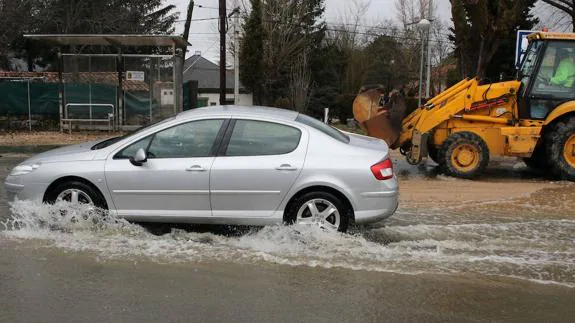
top-left (56, 189), bottom-right (93, 205)
top-left (296, 198), bottom-right (340, 231)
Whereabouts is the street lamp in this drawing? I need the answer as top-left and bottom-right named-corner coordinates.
top-left (417, 18), bottom-right (431, 106)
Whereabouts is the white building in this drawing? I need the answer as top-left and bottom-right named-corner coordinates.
top-left (183, 53), bottom-right (253, 107)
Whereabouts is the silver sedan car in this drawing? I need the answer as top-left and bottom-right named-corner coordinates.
top-left (5, 106), bottom-right (398, 232)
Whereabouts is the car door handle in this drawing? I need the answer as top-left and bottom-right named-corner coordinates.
top-left (186, 165), bottom-right (206, 172)
top-left (275, 164), bottom-right (297, 171)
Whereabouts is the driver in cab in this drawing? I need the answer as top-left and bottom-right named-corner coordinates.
top-left (550, 49), bottom-right (575, 88)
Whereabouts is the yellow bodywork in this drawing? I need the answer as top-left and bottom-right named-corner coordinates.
top-left (352, 31), bottom-right (575, 174)
top-left (544, 101), bottom-right (575, 125)
top-left (353, 77), bottom-right (575, 160)
top-left (527, 31), bottom-right (575, 41)
top-left (397, 78), bottom-right (545, 158)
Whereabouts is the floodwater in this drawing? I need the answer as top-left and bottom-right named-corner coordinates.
top-left (0, 150), bottom-right (574, 322)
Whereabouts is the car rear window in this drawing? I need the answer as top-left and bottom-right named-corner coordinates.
top-left (295, 113), bottom-right (350, 143)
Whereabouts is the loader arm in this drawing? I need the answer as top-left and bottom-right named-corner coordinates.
top-left (353, 77), bottom-right (521, 163)
top-left (399, 78), bottom-right (521, 152)
top-left (399, 78), bottom-right (479, 147)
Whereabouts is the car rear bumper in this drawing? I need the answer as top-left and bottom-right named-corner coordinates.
top-left (353, 190), bottom-right (399, 224)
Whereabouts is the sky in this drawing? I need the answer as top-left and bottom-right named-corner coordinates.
top-left (169, 0), bottom-right (453, 62)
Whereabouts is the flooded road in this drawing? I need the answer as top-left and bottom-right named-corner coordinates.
top-left (1, 150), bottom-right (574, 322)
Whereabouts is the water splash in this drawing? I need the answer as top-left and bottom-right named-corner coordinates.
top-left (2, 200), bottom-right (574, 288)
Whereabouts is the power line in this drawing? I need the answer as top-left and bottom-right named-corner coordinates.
top-left (325, 27), bottom-right (452, 45)
top-left (175, 17), bottom-right (220, 22)
top-left (194, 3), bottom-right (238, 12)
top-left (325, 21), bottom-right (453, 39)
top-left (194, 3), bottom-right (219, 10)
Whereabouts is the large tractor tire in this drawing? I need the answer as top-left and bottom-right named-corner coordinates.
top-left (437, 132), bottom-right (490, 179)
top-left (545, 117), bottom-right (575, 181)
top-left (427, 143), bottom-right (440, 164)
top-left (523, 144), bottom-right (548, 171)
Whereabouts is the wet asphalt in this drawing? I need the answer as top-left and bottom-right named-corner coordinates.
top-left (0, 148), bottom-right (574, 322)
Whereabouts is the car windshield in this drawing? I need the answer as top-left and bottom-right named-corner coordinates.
top-left (295, 113), bottom-right (350, 143)
top-left (91, 116), bottom-right (176, 150)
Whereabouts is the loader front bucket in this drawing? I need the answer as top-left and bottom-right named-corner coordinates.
top-left (352, 86), bottom-right (406, 149)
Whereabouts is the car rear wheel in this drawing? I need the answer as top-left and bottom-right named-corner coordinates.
top-left (44, 180), bottom-right (107, 209)
top-left (285, 191), bottom-right (350, 232)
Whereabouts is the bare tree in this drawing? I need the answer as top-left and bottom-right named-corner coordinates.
top-left (330, 0), bottom-right (372, 97)
top-left (395, 0), bottom-right (430, 27)
top-left (289, 50), bottom-right (311, 112)
top-left (260, 0), bottom-right (315, 105)
top-left (540, 0), bottom-right (575, 32)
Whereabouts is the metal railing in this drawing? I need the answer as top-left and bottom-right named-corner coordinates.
top-left (63, 103), bottom-right (115, 133)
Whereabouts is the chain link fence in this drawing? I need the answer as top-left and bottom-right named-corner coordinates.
top-left (0, 54), bottom-right (176, 132)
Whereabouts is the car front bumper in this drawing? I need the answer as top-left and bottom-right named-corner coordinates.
top-left (4, 176), bottom-right (47, 203)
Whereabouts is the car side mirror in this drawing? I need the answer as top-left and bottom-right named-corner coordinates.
top-left (130, 147), bottom-right (147, 166)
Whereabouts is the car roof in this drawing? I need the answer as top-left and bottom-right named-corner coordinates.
top-left (176, 105), bottom-right (299, 121)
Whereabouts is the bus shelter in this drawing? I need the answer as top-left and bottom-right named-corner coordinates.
top-left (24, 34), bottom-right (189, 132)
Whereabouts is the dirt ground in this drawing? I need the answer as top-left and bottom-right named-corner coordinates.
top-left (398, 176), bottom-right (552, 204)
top-left (0, 131), bottom-right (122, 146)
top-left (0, 131), bottom-right (553, 205)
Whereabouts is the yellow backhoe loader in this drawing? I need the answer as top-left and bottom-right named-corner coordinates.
top-left (353, 31), bottom-right (575, 180)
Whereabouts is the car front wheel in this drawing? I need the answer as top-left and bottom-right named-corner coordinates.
top-left (44, 180), bottom-right (108, 209)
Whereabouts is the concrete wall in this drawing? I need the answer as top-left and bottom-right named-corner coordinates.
top-left (198, 92), bottom-right (253, 106)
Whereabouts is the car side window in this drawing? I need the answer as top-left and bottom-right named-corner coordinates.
top-left (225, 120), bottom-right (301, 156)
top-left (115, 136), bottom-right (152, 159)
top-left (147, 119), bottom-right (224, 158)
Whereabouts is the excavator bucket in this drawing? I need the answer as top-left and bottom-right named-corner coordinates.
top-left (352, 86), bottom-right (406, 149)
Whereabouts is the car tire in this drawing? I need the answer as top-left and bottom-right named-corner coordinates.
top-left (285, 191), bottom-right (350, 232)
top-left (437, 131), bottom-right (490, 179)
top-left (546, 117), bottom-right (575, 181)
top-left (44, 180), bottom-right (108, 209)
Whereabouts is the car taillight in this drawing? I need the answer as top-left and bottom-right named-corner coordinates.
top-left (371, 159), bottom-right (394, 180)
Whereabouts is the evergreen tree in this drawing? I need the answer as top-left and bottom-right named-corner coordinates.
top-left (240, 0), bottom-right (325, 109)
top-left (239, 0), bottom-right (264, 105)
top-left (450, 0), bottom-right (539, 80)
top-left (0, 0), bottom-right (178, 71)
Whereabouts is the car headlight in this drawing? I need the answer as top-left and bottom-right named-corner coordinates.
top-left (10, 163), bottom-right (41, 176)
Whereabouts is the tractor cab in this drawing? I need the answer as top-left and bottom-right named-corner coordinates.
top-left (518, 32), bottom-right (575, 120)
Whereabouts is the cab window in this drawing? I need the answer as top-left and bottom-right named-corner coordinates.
top-left (529, 41), bottom-right (575, 119)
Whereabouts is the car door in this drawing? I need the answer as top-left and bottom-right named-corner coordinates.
top-left (210, 118), bottom-right (308, 217)
top-left (105, 118), bottom-right (228, 219)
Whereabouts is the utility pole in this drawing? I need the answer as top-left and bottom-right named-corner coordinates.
top-left (233, 5), bottom-right (240, 105)
top-left (219, 0), bottom-right (227, 105)
top-left (425, 0), bottom-right (433, 99)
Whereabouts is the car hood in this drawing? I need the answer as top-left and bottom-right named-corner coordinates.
top-left (347, 133), bottom-right (389, 154)
top-left (24, 140), bottom-right (102, 163)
